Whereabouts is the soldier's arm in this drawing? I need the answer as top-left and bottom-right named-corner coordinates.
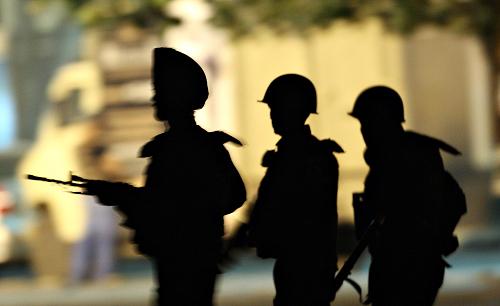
top-left (208, 131), bottom-right (247, 215)
top-left (304, 143), bottom-right (341, 219)
top-left (86, 180), bottom-right (144, 208)
top-left (86, 180), bottom-right (148, 231)
top-left (216, 146), bottom-right (247, 215)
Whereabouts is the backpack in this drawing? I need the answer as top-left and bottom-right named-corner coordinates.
top-left (406, 131), bottom-right (467, 257)
top-left (439, 170), bottom-right (467, 256)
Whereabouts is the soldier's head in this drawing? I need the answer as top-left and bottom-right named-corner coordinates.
top-left (259, 74), bottom-right (317, 136)
top-left (151, 48), bottom-right (208, 122)
top-left (350, 86), bottom-right (405, 147)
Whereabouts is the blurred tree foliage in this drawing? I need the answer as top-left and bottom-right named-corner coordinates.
top-left (35, 0), bottom-right (180, 30)
top-left (209, 1), bottom-right (498, 53)
top-left (43, 0), bottom-right (500, 62)
top-left (208, 0), bottom-right (358, 36)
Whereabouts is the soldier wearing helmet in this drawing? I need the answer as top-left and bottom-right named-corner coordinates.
top-left (349, 86), bottom-right (405, 150)
top-left (249, 74), bottom-right (343, 305)
top-left (151, 47), bottom-right (208, 119)
top-left (86, 48), bottom-right (246, 305)
top-left (350, 86), bottom-right (464, 306)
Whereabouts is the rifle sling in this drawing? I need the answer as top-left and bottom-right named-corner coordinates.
top-left (343, 277), bottom-right (370, 304)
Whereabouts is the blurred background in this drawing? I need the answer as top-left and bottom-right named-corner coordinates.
top-left (0, 0), bottom-right (499, 305)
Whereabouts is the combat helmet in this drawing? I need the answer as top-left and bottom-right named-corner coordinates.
top-left (349, 85), bottom-right (405, 122)
top-left (152, 47), bottom-right (209, 110)
top-left (259, 74), bottom-right (317, 114)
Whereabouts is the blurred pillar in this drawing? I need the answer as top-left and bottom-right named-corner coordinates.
top-left (165, 0), bottom-right (237, 135)
top-left (1, 0), bottom-right (79, 142)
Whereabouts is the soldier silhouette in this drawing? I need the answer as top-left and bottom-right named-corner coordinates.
top-left (349, 86), bottom-right (466, 306)
top-left (248, 74), bottom-right (343, 306)
top-left (85, 48), bottom-right (246, 306)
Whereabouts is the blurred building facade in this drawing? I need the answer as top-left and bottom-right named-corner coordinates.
top-left (0, 0), bottom-right (496, 279)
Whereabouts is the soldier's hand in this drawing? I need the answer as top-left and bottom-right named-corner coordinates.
top-left (85, 180), bottom-right (134, 206)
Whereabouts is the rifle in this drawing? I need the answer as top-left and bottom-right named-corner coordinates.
top-left (331, 193), bottom-right (384, 303)
top-left (26, 172), bottom-right (91, 195)
top-left (332, 216), bottom-right (383, 299)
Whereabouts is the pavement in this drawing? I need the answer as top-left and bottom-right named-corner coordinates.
top-left (0, 245), bottom-right (500, 306)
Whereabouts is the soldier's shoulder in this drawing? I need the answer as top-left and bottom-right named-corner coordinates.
top-left (261, 150), bottom-right (277, 168)
top-left (139, 132), bottom-right (169, 158)
top-left (303, 138), bottom-right (342, 176)
top-left (306, 138), bottom-right (343, 169)
top-left (404, 131), bottom-right (461, 156)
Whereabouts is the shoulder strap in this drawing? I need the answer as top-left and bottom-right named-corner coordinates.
top-left (209, 131), bottom-right (243, 146)
top-left (405, 131), bottom-right (461, 155)
top-left (345, 277), bottom-right (371, 305)
top-left (139, 133), bottom-right (169, 158)
top-left (319, 139), bottom-right (345, 154)
top-left (261, 150), bottom-right (277, 168)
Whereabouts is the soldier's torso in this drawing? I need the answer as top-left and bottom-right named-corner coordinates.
top-left (251, 126), bottom-right (341, 257)
top-left (364, 131), bottom-right (447, 253)
top-left (136, 126), bottom-right (240, 259)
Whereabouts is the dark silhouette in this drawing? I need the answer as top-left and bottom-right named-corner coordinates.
top-left (332, 203), bottom-right (383, 298)
top-left (84, 48), bottom-right (247, 306)
top-left (349, 86), bottom-right (467, 306)
top-left (248, 74), bottom-right (342, 306)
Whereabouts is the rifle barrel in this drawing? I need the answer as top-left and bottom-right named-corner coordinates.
top-left (26, 174), bottom-right (87, 187)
